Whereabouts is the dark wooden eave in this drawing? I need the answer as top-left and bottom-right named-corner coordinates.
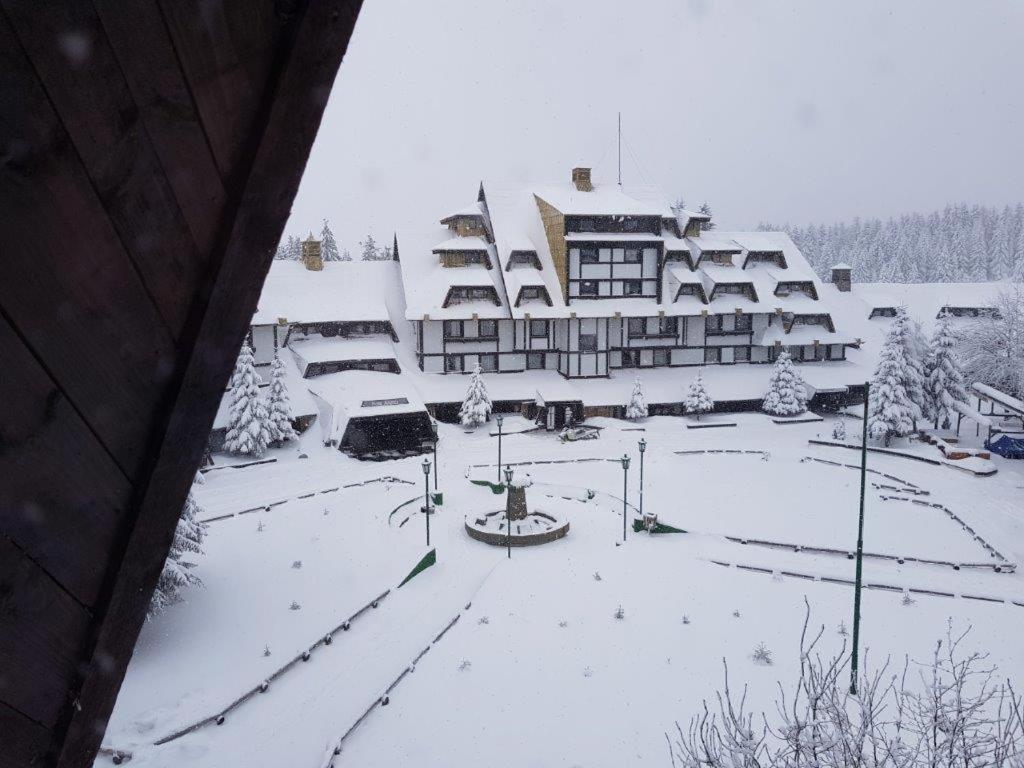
top-left (0, 2), bottom-right (363, 766)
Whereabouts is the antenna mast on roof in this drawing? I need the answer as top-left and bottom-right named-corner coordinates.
top-left (617, 112), bottom-right (622, 187)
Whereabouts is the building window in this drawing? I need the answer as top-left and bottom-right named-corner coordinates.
top-left (623, 218), bottom-right (639, 232)
top-left (530, 319), bottom-right (548, 337)
top-left (579, 280), bottom-right (598, 296)
top-left (577, 218), bottom-right (596, 232)
top-left (527, 351), bottom-right (545, 369)
top-left (704, 347), bottom-right (721, 364)
top-left (444, 320), bottom-right (463, 338)
top-left (479, 353), bottom-right (498, 372)
top-left (623, 279), bottom-right (642, 296)
top-left (470, 287), bottom-right (493, 300)
top-left (659, 316), bottom-right (678, 336)
top-left (445, 354), bottom-right (463, 372)
top-left (628, 317), bottom-right (645, 337)
top-left (579, 247), bottom-right (599, 264)
top-left (621, 349), bottom-right (639, 368)
top-left (735, 346), bottom-right (750, 362)
top-left (624, 247), bottom-right (641, 263)
top-left (579, 333), bottom-right (598, 353)
top-left (705, 314), bottom-right (723, 333)
top-left (479, 319), bottom-right (498, 338)
top-left (653, 348), bottom-right (670, 366)
top-left (734, 314), bottom-right (752, 333)
top-left (520, 287), bottom-right (541, 301)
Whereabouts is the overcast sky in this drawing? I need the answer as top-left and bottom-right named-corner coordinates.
top-left (286, 0), bottom-right (1024, 249)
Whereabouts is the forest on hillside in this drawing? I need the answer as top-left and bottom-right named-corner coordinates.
top-left (762, 203), bottom-right (1024, 284)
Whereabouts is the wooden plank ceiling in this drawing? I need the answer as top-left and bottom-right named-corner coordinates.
top-left (0, 1), bottom-right (363, 765)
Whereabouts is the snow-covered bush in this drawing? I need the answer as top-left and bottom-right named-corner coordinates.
top-left (761, 352), bottom-right (808, 416)
top-left (959, 286), bottom-right (1024, 399)
top-left (459, 365), bottom-right (492, 428)
top-left (266, 352), bottom-right (298, 446)
top-left (224, 341), bottom-right (271, 456)
top-left (625, 376), bottom-right (648, 420)
top-left (667, 607), bottom-right (1024, 768)
top-left (832, 419), bottom-right (848, 441)
top-left (614, 605), bottom-right (625, 620)
top-left (868, 314), bottom-right (917, 445)
top-left (684, 370), bottom-right (714, 420)
top-left (925, 311), bottom-right (969, 429)
top-left (751, 643), bottom-right (773, 666)
top-left (149, 473), bottom-right (207, 617)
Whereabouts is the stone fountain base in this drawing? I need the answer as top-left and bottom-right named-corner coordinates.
top-left (465, 509), bottom-right (569, 547)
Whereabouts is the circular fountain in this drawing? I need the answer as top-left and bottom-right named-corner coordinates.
top-left (465, 476), bottom-right (569, 547)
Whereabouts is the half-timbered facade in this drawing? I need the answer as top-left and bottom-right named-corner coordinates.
top-left (398, 168), bottom-right (855, 379)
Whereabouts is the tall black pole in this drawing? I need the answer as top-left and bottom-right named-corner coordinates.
top-left (850, 381), bottom-right (870, 694)
top-left (621, 455), bottom-right (630, 542)
top-left (496, 416), bottom-right (503, 483)
top-left (504, 467), bottom-right (513, 559)
top-left (638, 439), bottom-right (646, 522)
top-left (433, 438), bottom-right (438, 490)
top-left (424, 466), bottom-right (431, 547)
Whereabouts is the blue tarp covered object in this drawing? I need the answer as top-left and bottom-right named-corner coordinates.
top-left (988, 434), bottom-right (1024, 459)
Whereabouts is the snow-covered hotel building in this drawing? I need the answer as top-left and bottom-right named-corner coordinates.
top-left (397, 168), bottom-right (854, 381)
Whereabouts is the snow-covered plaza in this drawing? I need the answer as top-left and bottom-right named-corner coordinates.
top-left (98, 413), bottom-right (1024, 768)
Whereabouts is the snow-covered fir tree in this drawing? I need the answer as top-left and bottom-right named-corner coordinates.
top-left (224, 341), bottom-right (271, 456)
top-left (381, 244), bottom-right (394, 260)
top-left (924, 312), bottom-right (969, 429)
top-left (761, 352), bottom-right (808, 416)
top-left (340, 248), bottom-right (353, 262)
top-left (698, 202), bottom-right (715, 230)
top-left (360, 234), bottom-right (380, 261)
top-left (891, 307), bottom-right (927, 425)
top-left (459, 365), bottom-right (492, 428)
top-left (149, 472), bottom-right (207, 617)
top-left (868, 322), bottom-right (917, 445)
top-left (320, 219), bottom-right (342, 261)
top-left (624, 377), bottom-right (648, 420)
top-left (683, 370), bottom-right (714, 420)
top-left (266, 352), bottom-right (298, 445)
top-left (286, 234), bottom-right (302, 260)
top-left (832, 419), bottom-right (848, 441)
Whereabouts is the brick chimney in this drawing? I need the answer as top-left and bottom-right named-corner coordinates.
top-left (571, 167), bottom-right (592, 192)
top-left (301, 232), bottom-right (323, 271)
top-left (830, 263), bottom-right (852, 292)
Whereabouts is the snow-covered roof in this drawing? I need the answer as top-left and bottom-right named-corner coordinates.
top-left (690, 235), bottom-right (742, 253)
top-left (307, 370), bottom-right (428, 444)
top-left (252, 260), bottom-right (395, 326)
top-left (530, 181), bottom-right (671, 216)
top-left (854, 282), bottom-right (1005, 317)
top-left (432, 236), bottom-right (490, 252)
top-left (289, 336), bottom-right (396, 367)
top-left (440, 202), bottom-right (483, 220)
top-left (832, 262), bottom-right (852, 270)
top-left (397, 227), bottom-right (509, 321)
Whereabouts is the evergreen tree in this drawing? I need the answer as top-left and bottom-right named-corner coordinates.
top-left (761, 352), bottom-right (808, 416)
top-left (890, 307), bottom-right (927, 424)
top-left (286, 235), bottom-right (302, 260)
top-left (1013, 227), bottom-right (1024, 283)
top-left (381, 244), bottom-right (394, 260)
top-left (624, 376), bottom-right (648, 420)
top-left (149, 472), bottom-right (207, 617)
top-left (683, 370), bottom-right (714, 420)
top-left (266, 352), bottom-right (298, 445)
top-left (698, 202), bottom-right (715, 231)
top-left (224, 341), bottom-right (271, 456)
top-left (925, 312), bottom-right (968, 429)
top-left (340, 248), bottom-right (353, 262)
top-left (964, 217), bottom-right (988, 281)
top-left (868, 323), bottom-right (917, 446)
top-left (671, 197), bottom-right (686, 215)
top-left (991, 207), bottom-right (1014, 279)
top-left (320, 219), bottom-right (342, 261)
top-left (360, 234), bottom-right (380, 261)
top-left (459, 364), bottom-right (492, 427)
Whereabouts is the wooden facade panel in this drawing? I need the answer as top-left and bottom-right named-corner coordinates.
top-left (93, 0), bottom-right (228, 256)
top-left (0, 700), bottom-right (52, 767)
top-left (2, 0), bottom-right (206, 338)
top-left (0, 537), bottom-right (92, 730)
top-left (0, 315), bottom-right (132, 608)
top-left (0, 12), bottom-right (178, 482)
top-left (159, 0), bottom-right (282, 179)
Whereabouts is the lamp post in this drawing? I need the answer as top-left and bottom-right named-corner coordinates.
top-left (504, 466), bottom-right (514, 559)
top-left (850, 381), bottom-right (870, 694)
top-left (638, 438), bottom-right (647, 524)
top-left (495, 413), bottom-right (504, 483)
top-left (432, 435), bottom-right (439, 490)
top-left (620, 454), bottom-right (631, 542)
top-left (422, 458), bottom-right (431, 547)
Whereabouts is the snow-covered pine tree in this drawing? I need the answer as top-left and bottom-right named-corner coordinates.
top-left (761, 351), bottom-right (808, 416)
top-left (149, 472), bottom-right (207, 617)
top-left (868, 323), bottom-right (916, 446)
top-left (624, 377), bottom-right (648, 420)
top-left (683, 370), bottom-right (714, 420)
top-left (964, 217), bottom-right (988, 281)
top-left (925, 312), bottom-right (968, 429)
top-left (670, 197), bottom-right (686, 216)
top-left (891, 307), bottom-right (927, 424)
top-left (320, 219), bottom-right (342, 261)
top-left (1013, 227), bottom-right (1024, 283)
top-left (698, 202), bottom-right (715, 231)
top-left (266, 351), bottom-right (298, 445)
top-left (459, 364), bottom-right (492, 428)
top-left (381, 244), bottom-right (394, 260)
top-left (360, 234), bottom-right (380, 261)
top-left (224, 341), bottom-right (271, 456)
top-left (340, 248), bottom-right (353, 262)
top-left (832, 419), bottom-right (847, 441)
top-left (286, 234), bottom-right (302, 260)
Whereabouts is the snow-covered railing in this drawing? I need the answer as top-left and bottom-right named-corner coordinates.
top-left (152, 588), bottom-right (391, 747)
top-left (972, 382), bottom-right (1024, 416)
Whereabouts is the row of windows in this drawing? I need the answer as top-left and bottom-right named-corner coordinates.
top-left (443, 319), bottom-right (549, 339)
top-left (576, 279), bottom-right (645, 296)
top-left (578, 247), bottom-right (644, 264)
top-left (706, 314), bottom-right (753, 333)
top-left (444, 352), bottom-right (547, 373)
top-left (627, 316), bottom-right (678, 337)
top-left (619, 346), bottom-right (751, 367)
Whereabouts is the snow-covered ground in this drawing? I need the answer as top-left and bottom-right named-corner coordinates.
top-left (99, 414), bottom-right (1024, 768)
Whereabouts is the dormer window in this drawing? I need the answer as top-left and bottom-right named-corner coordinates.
top-left (744, 251), bottom-right (787, 269)
top-left (710, 283), bottom-right (757, 302)
top-left (442, 285), bottom-right (501, 307)
top-left (507, 251), bottom-right (541, 270)
top-left (514, 285), bottom-right (552, 306)
top-left (675, 283), bottom-right (706, 302)
top-left (438, 250), bottom-right (491, 268)
top-left (775, 281), bottom-right (818, 300)
top-left (701, 252), bottom-right (734, 267)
